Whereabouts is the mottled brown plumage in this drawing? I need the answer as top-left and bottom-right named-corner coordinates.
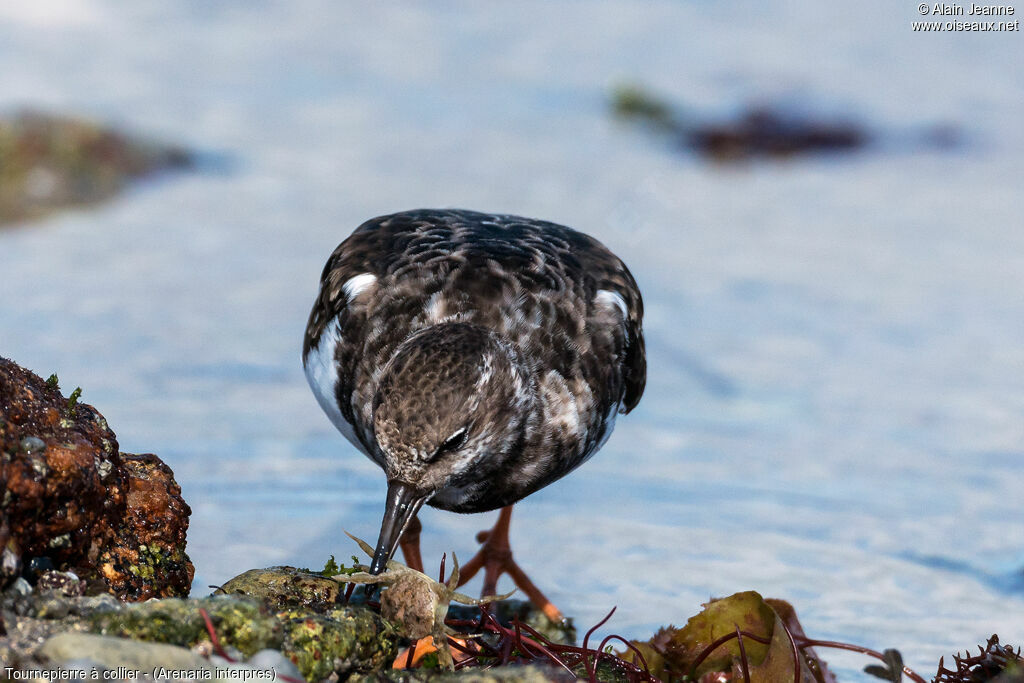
top-left (302, 208), bottom-right (645, 573)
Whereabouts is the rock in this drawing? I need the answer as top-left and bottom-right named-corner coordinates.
top-left (3, 577), bottom-right (400, 681)
top-left (0, 356), bottom-right (193, 599)
top-left (37, 570), bottom-right (85, 597)
top-left (217, 567), bottom-right (402, 679)
top-left (0, 358), bottom-right (126, 585)
top-left (36, 640), bottom-right (302, 683)
top-left (0, 594), bottom-right (105, 673)
top-left (220, 566), bottom-right (343, 612)
top-left (283, 607), bottom-right (399, 682)
top-left (354, 664), bottom-right (565, 682)
top-left (98, 453), bottom-right (194, 600)
top-left (2, 581), bottom-right (123, 622)
top-left (437, 666), bottom-right (567, 683)
top-left (39, 632), bottom-right (212, 673)
top-left (234, 648), bottom-right (304, 681)
top-left (6, 577), bottom-right (32, 597)
top-left (0, 110), bottom-right (192, 227)
top-left (88, 596), bottom-right (283, 657)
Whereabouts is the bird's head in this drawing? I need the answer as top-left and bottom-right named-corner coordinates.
top-left (367, 322), bottom-right (535, 574)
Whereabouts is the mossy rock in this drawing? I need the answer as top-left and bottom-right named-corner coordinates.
top-left (219, 566), bottom-right (343, 612)
top-left (283, 607), bottom-right (399, 681)
top-left (87, 595), bottom-right (282, 657)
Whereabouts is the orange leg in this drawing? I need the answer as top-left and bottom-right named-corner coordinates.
top-left (398, 514), bottom-right (424, 573)
top-left (456, 505), bottom-right (564, 623)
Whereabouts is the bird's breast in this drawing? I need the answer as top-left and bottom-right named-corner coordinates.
top-left (303, 319), bottom-right (371, 457)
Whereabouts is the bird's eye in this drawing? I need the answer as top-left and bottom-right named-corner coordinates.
top-left (436, 428), bottom-right (468, 456)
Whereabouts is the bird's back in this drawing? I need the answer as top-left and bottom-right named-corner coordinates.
top-left (304, 209), bottom-right (645, 499)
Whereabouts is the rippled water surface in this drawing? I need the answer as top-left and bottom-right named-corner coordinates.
top-left (2, 2), bottom-right (1022, 678)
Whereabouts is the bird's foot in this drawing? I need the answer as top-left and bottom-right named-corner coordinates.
top-left (456, 506), bottom-right (565, 624)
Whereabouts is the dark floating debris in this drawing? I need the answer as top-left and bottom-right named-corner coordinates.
top-left (0, 110), bottom-right (193, 226)
top-left (689, 107), bottom-right (866, 160)
top-left (611, 83), bottom-right (959, 162)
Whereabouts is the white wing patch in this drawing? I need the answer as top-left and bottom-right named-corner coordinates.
top-left (303, 320), bottom-right (369, 455)
top-left (425, 290), bottom-right (447, 323)
top-left (595, 289), bottom-right (628, 318)
top-left (342, 273), bottom-right (377, 300)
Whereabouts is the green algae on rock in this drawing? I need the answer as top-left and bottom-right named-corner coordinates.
top-left (283, 607), bottom-right (398, 681)
top-left (88, 596), bottom-right (283, 657)
top-left (2, 573), bottom-right (404, 683)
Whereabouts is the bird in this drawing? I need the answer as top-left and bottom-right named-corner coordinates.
top-left (302, 208), bottom-right (645, 620)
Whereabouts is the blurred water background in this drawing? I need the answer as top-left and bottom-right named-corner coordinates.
top-left (1, 1), bottom-right (1022, 678)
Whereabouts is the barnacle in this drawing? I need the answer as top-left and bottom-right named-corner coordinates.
top-left (332, 532), bottom-right (512, 669)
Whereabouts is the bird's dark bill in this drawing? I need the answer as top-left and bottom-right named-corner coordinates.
top-left (369, 480), bottom-right (427, 574)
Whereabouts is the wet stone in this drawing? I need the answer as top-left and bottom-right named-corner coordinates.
top-left (19, 436), bottom-right (46, 453)
top-left (27, 556), bottom-right (57, 578)
top-left (40, 632), bottom-right (213, 675)
top-left (2, 545), bottom-right (22, 580)
top-left (36, 570), bottom-right (85, 597)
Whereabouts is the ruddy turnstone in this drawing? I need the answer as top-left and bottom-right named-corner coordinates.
top-left (302, 209), bottom-right (645, 618)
